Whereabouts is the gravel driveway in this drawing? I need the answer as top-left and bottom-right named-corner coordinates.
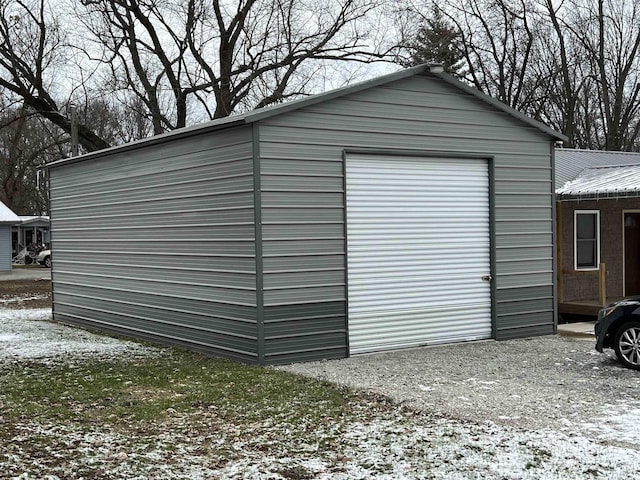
top-left (280, 335), bottom-right (640, 438)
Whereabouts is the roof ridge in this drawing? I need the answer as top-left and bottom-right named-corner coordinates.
top-left (48, 64), bottom-right (564, 169)
top-left (557, 148), bottom-right (640, 156)
top-left (587, 163), bottom-right (640, 169)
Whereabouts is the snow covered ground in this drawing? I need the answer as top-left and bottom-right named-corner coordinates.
top-left (2, 307), bottom-right (640, 479)
top-left (0, 308), bottom-right (155, 362)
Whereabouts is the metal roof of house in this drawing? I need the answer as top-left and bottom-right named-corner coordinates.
top-left (555, 148), bottom-right (640, 187)
top-left (0, 201), bottom-right (21, 225)
top-left (556, 164), bottom-right (640, 200)
top-left (18, 215), bottom-right (50, 226)
top-left (48, 64), bottom-right (565, 169)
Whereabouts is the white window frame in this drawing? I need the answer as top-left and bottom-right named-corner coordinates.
top-left (574, 210), bottom-right (600, 271)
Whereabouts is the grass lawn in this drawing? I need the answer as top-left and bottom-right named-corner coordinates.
top-left (0, 280), bottom-right (412, 478)
top-left (3, 283), bottom-right (639, 479)
top-left (0, 342), bottom-right (401, 479)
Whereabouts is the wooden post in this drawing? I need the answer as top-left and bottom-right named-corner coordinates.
top-left (599, 262), bottom-right (607, 306)
top-left (557, 203), bottom-right (564, 303)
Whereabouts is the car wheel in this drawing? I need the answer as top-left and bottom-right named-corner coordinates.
top-left (613, 321), bottom-right (640, 370)
top-left (44, 256), bottom-right (51, 268)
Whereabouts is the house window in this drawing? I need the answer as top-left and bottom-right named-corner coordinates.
top-left (574, 210), bottom-right (600, 270)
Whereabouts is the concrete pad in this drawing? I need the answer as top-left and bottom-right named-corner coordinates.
top-left (557, 321), bottom-right (595, 338)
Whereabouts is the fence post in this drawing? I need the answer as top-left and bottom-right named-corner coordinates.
top-left (599, 263), bottom-right (606, 306)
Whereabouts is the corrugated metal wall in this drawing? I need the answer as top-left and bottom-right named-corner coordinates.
top-left (258, 73), bottom-right (555, 361)
top-left (49, 126), bottom-right (259, 362)
top-left (258, 132), bottom-right (348, 364)
top-left (0, 225), bottom-right (11, 272)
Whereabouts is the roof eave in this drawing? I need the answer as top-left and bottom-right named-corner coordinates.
top-left (46, 117), bottom-right (247, 169)
top-left (556, 190), bottom-right (640, 201)
top-left (46, 65), bottom-right (435, 170)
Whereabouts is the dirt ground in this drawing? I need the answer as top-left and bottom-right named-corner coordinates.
top-left (0, 279), bottom-right (52, 309)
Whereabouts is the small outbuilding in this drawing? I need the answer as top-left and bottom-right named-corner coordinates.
top-left (47, 65), bottom-right (565, 364)
top-left (0, 201), bottom-right (21, 272)
top-left (556, 149), bottom-right (640, 315)
top-left (12, 215), bottom-right (51, 251)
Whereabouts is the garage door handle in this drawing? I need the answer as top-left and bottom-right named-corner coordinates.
top-left (481, 275), bottom-right (493, 283)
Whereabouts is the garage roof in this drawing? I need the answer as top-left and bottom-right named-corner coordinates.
top-left (556, 164), bottom-right (640, 200)
top-left (555, 148), bottom-right (640, 187)
top-left (48, 64), bottom-right (565, 169)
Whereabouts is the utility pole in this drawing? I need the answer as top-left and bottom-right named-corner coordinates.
top-left (70, 104), bottom-right (79, 157)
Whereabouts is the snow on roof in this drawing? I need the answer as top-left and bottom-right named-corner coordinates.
top-left (555, 148), bottom-right (640, 188)
top-left (0, 201), bottom-right (20, 224)
top-left (556, 163), bottom-right (640, 199)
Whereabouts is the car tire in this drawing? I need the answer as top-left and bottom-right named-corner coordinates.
top-left (44, 256), bottom-right (51, 268)
top-left (613, 321), bottom-right (640, 370)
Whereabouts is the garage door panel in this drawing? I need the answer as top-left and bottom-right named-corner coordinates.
top-left (347, 264), bottom-right (490, 276)
top-left (350, 295), bottom-right (492, 313)
top-left (348, 228), bottom-right (490, 236)
top-left (346, 154), bottom-right (492, 354)
top-left (349, 307), bottom-right (492, 352)
top-left (348, 245), bottom-right (489, 255)
top-left (348, 254), bottom-right (489, 264)
top-left (348, 271), bottom-right (491, 286)
top-left (349, 287), bottom-right (491, 310)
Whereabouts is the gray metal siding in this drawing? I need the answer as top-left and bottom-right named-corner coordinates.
top-left (259, 145), bottom-right (346, 363)
top-left (49, 126), bottom-right (259, 362)
top-left (258, 73), bottom-right (555, 358)
top-left (0, 225), bottom-right (11, 272)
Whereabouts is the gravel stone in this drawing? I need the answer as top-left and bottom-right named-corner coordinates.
top-left (279, 335), bottom-right (640, 431)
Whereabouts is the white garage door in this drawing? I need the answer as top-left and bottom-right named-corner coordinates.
top-left (346, 154), bottom-right (492, 354)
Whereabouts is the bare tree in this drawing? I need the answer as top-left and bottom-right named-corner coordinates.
top-left (401, 0), bottom-right (640, 150)
top-left (571, 0), bottom-right (640, 150)
top-left (528, 0), bottom-right (585, 148)
top-left (1, 0), bottom-right (390, 150)
top-left (431, 0), bottom-right (544, 112)
top-left (79, 0), bottom-right (390, 135)
top-left (0, 0), bottom-right (111, 151)
top-left (535, 0), bottom-right (640, 150)
top-left (0, 100), bottom-right (62, 214)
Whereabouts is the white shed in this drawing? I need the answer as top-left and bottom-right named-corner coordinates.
top-left (0, 201), bottom-right (21, 272)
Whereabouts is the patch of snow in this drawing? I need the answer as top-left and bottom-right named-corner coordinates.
top-left (3, 308), bottom-right (640, 479)
top-left (581, 406), bottom-right (640, 445)
top-left (10, 415), bottom-right (638, 480)
top-left (1, 294), bottom-right (49, 304)
top-left (0, 308), bottom-right (156, 362)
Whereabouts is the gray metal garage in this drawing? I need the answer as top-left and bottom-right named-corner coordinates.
top-left (47, 64), bottom-right (565, 365)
